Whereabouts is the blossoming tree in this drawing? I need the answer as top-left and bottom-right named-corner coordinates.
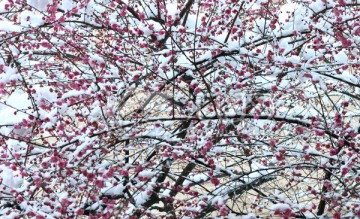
top-left (1, 0), bottom-right (360, 218)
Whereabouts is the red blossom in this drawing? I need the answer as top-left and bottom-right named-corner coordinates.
top-left (210, 177), bottom-right (220, 186)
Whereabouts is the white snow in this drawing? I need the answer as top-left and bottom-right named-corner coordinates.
top-left (333, 51), bottom-right (348, 64)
